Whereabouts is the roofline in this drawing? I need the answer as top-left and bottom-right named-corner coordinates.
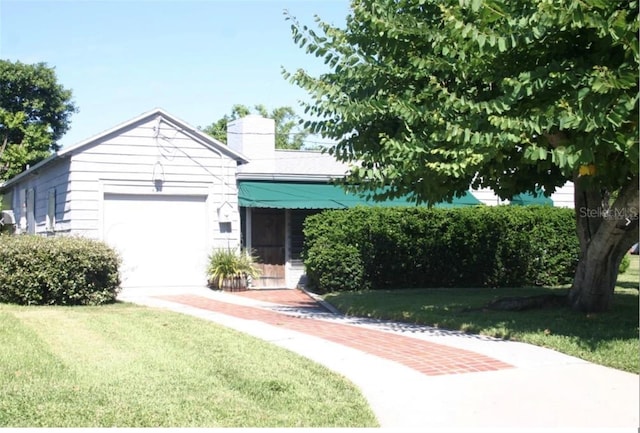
top-left (0, 152), bottom-right (66, 190)
top-left (147, 108), bottom-right (249, 163)
top-left (236, 173), bottom-right (346, 183)
top-left (0, 108), bottom-right (249, 191)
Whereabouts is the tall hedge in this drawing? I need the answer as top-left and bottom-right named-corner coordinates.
top-left (0, 235), bottom-right (121, 305)
top-left (303, 206), bottom-right (579, 293)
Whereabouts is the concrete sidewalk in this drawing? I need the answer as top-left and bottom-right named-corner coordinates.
top-left (118, 287), bottom-right (639, 431)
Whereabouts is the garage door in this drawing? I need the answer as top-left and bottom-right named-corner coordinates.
top-left (103, 194), bottom-right (209, 289)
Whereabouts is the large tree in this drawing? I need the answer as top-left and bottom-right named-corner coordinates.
top-left (202, 104), bottom-right (310, 150)
top-left (285, 0), bottom-right (639, 312)
top-left (0, 60), bottom-right (77, 180)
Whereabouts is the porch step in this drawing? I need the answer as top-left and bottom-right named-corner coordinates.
top-left (252, 276), bottom-right (288, 290)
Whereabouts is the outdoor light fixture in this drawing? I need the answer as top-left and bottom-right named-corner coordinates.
top-left (152, 161), bottom-right (165, 191)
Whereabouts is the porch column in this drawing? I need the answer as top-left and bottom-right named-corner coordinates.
top-left (244, 207), bottom-right (252, 252)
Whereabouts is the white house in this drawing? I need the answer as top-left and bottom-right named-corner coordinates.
top-left (0, 109), bottom-right (246, 290)
top-left (0, 108), bottom-right (575, 291)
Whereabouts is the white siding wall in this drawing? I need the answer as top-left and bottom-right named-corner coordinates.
top-left (471, 187), bottom-right (509, 206)
top-left (9, 158), bottom-right (73, 235)
top-left (473, 182), bottom-right (575, 208)
top-left (286, 264), bottom-right (306, 289)
top-left (66, 115), bottom-right (241, 248)
top-left (550, 181), bottom-right (575, 208)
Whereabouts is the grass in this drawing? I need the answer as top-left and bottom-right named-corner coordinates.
top-left (323, 255), bottom-right (640, 374)
top-left (0, 302), bottom-right (378, 428)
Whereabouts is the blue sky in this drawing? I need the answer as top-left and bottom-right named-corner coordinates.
top-left (0, 0), bottom-right (350, 148)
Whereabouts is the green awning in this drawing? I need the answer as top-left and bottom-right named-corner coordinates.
top-left (510, 190), bottom-right (553, 206)
top-left (238, 181), bottom-right (481, 209)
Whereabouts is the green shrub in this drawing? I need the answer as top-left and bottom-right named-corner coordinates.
top-left (303, 206), bottom-right (579, 292)
top-left (207, 248), bottom-right (260, 290)
top-left (0, 235), bottom-right (121, 305)
top-left (304, 243), bottom-right (366, 293)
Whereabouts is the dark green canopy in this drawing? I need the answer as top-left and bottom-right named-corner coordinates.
top-left (510, 190), bottom-right (554, 206)
top-left (238, 181), bottom-right (481, 209)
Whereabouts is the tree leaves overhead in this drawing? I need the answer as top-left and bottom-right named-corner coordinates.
top-left (201, 104), bottom-right (311, 150)
top-left (0, 60), bottom-right (77, 180)
top-left (284, 0), bottom-right (639, 204)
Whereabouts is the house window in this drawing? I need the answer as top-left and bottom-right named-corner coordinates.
top-left (46, 189), bottom-right (56, 232)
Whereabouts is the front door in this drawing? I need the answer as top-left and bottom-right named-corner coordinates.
top-left (251, 208), bottom-right (286, 288)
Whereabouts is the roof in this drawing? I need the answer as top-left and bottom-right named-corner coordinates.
top-left (238, 180), bottom-right (482, 209)
top-left (0, 108), bottom-right (249, 190)
top-left (235, 149), bottom-right (351, 182)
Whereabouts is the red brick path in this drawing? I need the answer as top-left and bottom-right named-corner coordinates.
top-left (157, 290), bottom-right (513, 377)
top-left (230, 288), bottom-right (323, 309)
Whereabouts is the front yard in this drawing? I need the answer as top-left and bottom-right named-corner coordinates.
top-left (323, 255), bottom-right (640, 374)
top-left (0, 302), bottom-right (377, 428)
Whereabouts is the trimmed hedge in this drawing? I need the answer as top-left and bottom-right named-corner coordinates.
top-left (0, 235), bottom-right (121, 305)
top-left (303, 206), bottom-right (579, 293)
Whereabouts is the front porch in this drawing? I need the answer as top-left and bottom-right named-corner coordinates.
top-left (241, 207), bottom-right (320, 289)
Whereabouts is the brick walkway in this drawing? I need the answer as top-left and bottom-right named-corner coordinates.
top-left (158, 290), bottom-right (513, 377)
top-left (229, 288), bottom-right (323, 309)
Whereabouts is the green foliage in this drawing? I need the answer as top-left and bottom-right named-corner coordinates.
top-left (287, 0), bottom-right (639, 312)
top-left (0, 60), bottom-right (77, 180)
top-left (207, 248), bottom-right (260, 289)
top-left (618, 253), bottom-right (630, 274)
top-left (201, 104), bottom-right (311, 150)
top-left (304, 243), bottom-right (366, 293)
top-left (0, 235), bottom-right (121, 305)
top-left (285, 0), bottom-right (638, 202)
top-left (303, 206), bottom-right (579, 292)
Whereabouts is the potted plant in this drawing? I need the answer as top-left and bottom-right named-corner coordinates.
top-left (207, 248), bottom-right (260, 291)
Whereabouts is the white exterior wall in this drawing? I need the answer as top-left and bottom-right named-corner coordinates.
top-left (286, 263), bottom-right (306, 289)
top-left (3, 112), bottom-right (242, 250)
top-left (9, 158), bottom-right (73, 235)
top-left (473, 182), bottom-right (575, 208)
top-left (550, 181), bottom-right (575, 208)
top-left (64, 115), bottom-right (241, 249)
top-left (471, 187), bottom-right (508, 206)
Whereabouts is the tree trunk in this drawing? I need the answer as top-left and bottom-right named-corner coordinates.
top-left (568, 175), bottom-right (639, 312)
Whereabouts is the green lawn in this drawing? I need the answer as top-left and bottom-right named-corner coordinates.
top-left (323, 255), bottom-right (640, 374)
top-left (0, 303), bottom-right (378, 428)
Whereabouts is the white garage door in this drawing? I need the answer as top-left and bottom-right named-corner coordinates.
top-left (103, 193), bottom-right (209, 289)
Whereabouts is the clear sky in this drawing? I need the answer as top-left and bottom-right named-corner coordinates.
top-left (0, 0), bottom-right (351, 148)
